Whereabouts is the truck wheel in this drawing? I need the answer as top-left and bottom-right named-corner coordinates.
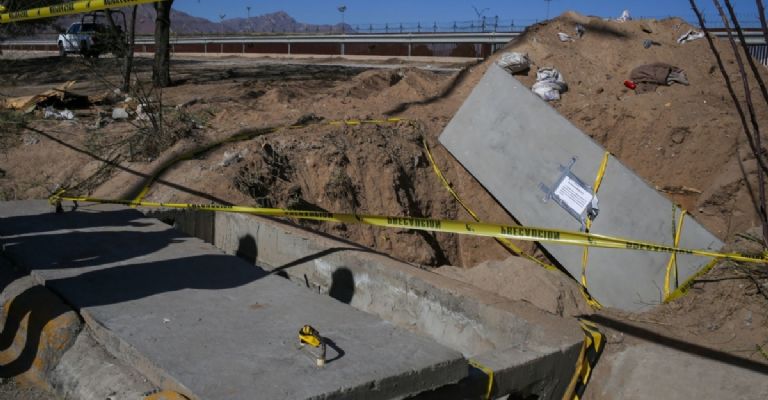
top-left (58, 42), bottom-right (66, 58)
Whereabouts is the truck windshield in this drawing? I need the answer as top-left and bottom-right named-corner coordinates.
top-left (66, 24), bottom-right (80, 34)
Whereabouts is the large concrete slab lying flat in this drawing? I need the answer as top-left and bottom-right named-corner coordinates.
top-left (0, 201), bottom-right (466, 400)
top-left (439, 64), bottom-right (722, 311)
top-left (587, 342), bottom-right (768, 399)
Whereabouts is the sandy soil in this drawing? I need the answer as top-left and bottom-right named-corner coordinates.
top-left (1, 11), bottom-right (767, 395)
top-left (0, 378), bottom-right (56, 400)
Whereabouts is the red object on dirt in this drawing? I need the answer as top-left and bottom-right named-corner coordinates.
top-left (624, 80), bottom-right (637, 89)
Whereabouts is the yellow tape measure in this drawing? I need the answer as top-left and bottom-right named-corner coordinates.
top-left (298, 325), bottom-right (322, 348)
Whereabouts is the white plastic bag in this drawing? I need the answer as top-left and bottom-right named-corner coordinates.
top-left (532, 67), bottom-right (568, 101)
top-left (532, 82), bottom-right (562, 101)
top-left (616, 10), bottom-right (631, 22)
top-left (677, 29), bottom-right (705, 44)
top-left (496, 52), bottom-right (530, 74)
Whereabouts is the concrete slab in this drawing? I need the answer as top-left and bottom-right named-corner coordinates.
top-left (153, 209), bottom-right (585, 399)
top-left (0, 201), bottom-right (467, 400)
top-left (439, 63), bottom-right (723, 311)
top-left (587, 342), bottom-right (768, 399)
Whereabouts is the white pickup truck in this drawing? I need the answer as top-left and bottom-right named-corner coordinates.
top-left (57, 21), bottom-right (124, 58)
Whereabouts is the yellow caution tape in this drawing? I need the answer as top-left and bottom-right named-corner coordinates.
top-left (422, 139), bottom-right (559, 272)
top-left (47, 191), bottom-right (768, 266)
top-left (664, 258), bottom-right (718, 303)
top-left (664, 207), bottom-right (687, 301)
top-left (563, 320), bottom-right (604, 400)
top-left (758, 344), bottom-right (768, 362)
top-left (579, 152), bottom-right (611, 310)
top-left (144, 391), bottom-right (189, 400)
top-left (468, 359), bottom-right (494, 400)
top-left (0, 0), bottom-right (165, 24)
top-left (132, 118), bottom-right (407, 203)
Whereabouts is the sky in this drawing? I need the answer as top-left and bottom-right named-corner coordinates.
top-left (172, 0), bottom-right (763, 25)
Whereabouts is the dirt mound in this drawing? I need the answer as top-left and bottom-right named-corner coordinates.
top-left (436, 257), bottom-right (591, 317)
top-left (2, 11), bottom-right (767, 271)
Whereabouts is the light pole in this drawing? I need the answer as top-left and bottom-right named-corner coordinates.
top-left (246, 6), bottom-right (252, 33)
top-left (219, 14), bottom-right (226, 36)
top-left (338, 5), bottom-right (347, 34)
top-left (544, 0), bottom-right (552, 20)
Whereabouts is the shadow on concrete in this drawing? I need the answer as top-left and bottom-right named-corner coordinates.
top-left (583, 314), bottom-right (768, 375)
top-left (236, 234), bottom-right (258, 265)
top-left (328, 267), bottom-right (355, 304)
top-left (0, 212), bottom-right (185, 272)
top-left (0, 208), bottom-right (154, 237)
top-left (0, 206), bottom-right (272, 378)
top-left (0, 207), bottom-right (377, 378)
top-left (324, 338), bottom-right (346, 364)
top-left (266, 247), bottom-right (375, 278)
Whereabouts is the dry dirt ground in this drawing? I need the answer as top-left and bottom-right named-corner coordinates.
top-left (0, 377), bottom-right (56, 400)
top-left (1, 11), bottom-right (767, 397)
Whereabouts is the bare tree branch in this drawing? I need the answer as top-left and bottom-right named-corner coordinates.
top-left (711, 0), bottom-right (768, 246)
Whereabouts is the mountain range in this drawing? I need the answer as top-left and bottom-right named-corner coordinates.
top-left (52, 4), bottom-right (351, 35)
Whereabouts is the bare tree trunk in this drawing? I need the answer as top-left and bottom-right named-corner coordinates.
top-left (123, 5), bottom-right (137, 92)
top-left (153, 0), bottom-right (173, 87)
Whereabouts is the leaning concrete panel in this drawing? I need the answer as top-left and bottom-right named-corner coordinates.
top-left (0, 201), bottom-right (466, 400)
top-left (439, 64), bottom-right (722, 311)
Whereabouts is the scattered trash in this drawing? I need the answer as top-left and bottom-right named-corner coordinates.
top-left (677, 29), bottom-right (705, 44)
top-left (1, 81), bottom-right (80, 112)
top-left (496, 52), bottom-right (531, 74)
top-left (629, 63), bottom-right (689, 94)
top-left (575, 24), bottom-right (585, 38)
top-left (43, 106), bottom-right (74, 120)
top-left (532, 67), bottom-right (568, 101)
top-left (162, 318), bottom-right (171, 324)
top-left (112, 107), bottom-right (130, 120)
top-left (558, 32), bottom-right (574, 42)
top-left (135, 104), bottom-right (150, 121)
top-left (640, 22), bottom-right (653, 33)
top-left (22, 134), bottom-right (40, 146)
top-left (642, 39), bottom-right (661, 49)
top-left (87, 114), bottom-right (106, 130)
top-left (616, 10), bottom-right (632, 22)
top-left (88, 90), bottom-right (122, 106)
top-left (623, 80), bottom-right (637, 90)
top-left (220, 149), bottom-right (247, 167)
